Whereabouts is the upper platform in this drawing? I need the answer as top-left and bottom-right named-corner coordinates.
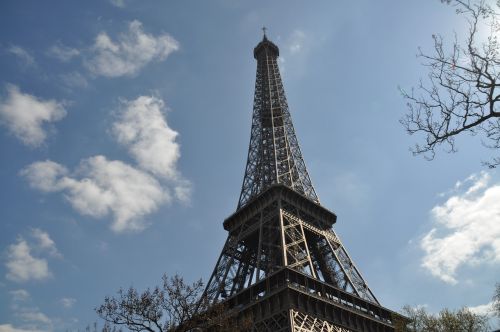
top-left (226, 184), bottom-right (336, 232)
top-left (253, 35), bottom-right (280, 59)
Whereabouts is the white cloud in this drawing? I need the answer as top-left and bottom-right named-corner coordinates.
top-left (6, 288), bottom-right (52, 332)
top-left (30, 229), bottom-right (62, 258)
top-left (112, 95), bottom-right (191, 202)
top-left (5, 238), bottom-right (51, 282)
top-left (4, 230), bottom-right (60, 283)
top-left (86, 20), bottom-right (179, 77)
top-left (468, 301), bottom-right (494, 316)
top-left (0, 325), bottom-right (43, 332)
top-left (60, 297), bottom-right (76, 308)
top-left (10, 289), bottom-right (30, 301)
top-left (60, 72), bottom-right (88, 89)
top-left (8, 45), bottom-right (35, 67)
top-left (465, 172), bottom-right (490, 195)
top-left (12, 306), bottom-right (52, 332)
top-left (17, 311), bottom-right (51, 325)
top-left (420, 172), bottom-right (500, 284)
top-left (288, 30), bottom-right (306, 55)
top-left (47, 43), bottom-right (80, 62)
top-left (20, 160), bottom-right (68, 192)
top-left (112, 96), bottom-right (178, 178)
top-left (22, 156), bottom-right (169, 233)
top-left (174, 182), bottom-right (191, 204)
top-left (0, 85), bottom-right (67, 147)
top-left (20, 95), bottom-right (190, 233)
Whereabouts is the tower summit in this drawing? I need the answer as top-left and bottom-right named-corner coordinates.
top-left (202, 33), bottom-right (401, 331)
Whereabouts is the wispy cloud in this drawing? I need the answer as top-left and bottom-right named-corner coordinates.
top-left (60, 297), bottom-right (76, 309)
top-left (60, 72), bottom-right (88, 89)
top-left (7, 45), bottom-right (35, 67)
top-left (288, 30), bottom-right (306, 55)
top-left (0, 85), bottom-right (67, 147)
top-left (0, 324), bottom-right (44, 332)
top-left (31, 228), bottom-right (62, 258)
top-left (9, 289), bottom-right (30, 302)
top-left (278, 29), bottom-right (311, 77)
top-left (85, 20), bottom-right (179, 77)
top-left (420, 172), bottom-right (500, 284)
top-left (6, 289), bottom-right (53, 332)
top-left (109, 0), bottom-right (126, 7)
top-left (16, 311), bottom-right (51, 325)
top-left (47, 43), bottom-right (80, 62)
top-left (468, 301), bottom-right (494, 316)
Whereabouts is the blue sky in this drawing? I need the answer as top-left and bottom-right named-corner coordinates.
top-left (1, 0), bottom-right (499, 331)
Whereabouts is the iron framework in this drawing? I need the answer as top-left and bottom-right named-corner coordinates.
top-left (201, 34), bottom-right (401, 331)
top-left (238, 35), bottom-right (319, 209)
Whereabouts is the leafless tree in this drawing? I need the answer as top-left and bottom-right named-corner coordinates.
top-left (401, 0), bottom-right (500, 167)
top-left (96, 274), bottom-right (250, 332)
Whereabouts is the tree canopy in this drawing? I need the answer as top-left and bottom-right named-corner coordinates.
top-left (396, 305), bottom-right (489, 332)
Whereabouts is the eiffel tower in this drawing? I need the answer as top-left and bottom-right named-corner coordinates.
top-left (202, 31), bottom-right (400, 331)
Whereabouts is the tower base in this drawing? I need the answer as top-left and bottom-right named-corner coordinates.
top-left (219, 268), bottom-right (397, 332)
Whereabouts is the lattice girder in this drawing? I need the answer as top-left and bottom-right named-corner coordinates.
top-left (203, 186), bottom-right (378, 305)
top-left (252, 311), bottom-right (290, 332)
top-left (238, 36), bottom-right (319, 209)
top-left (291, 310), bottom-right (353, 332)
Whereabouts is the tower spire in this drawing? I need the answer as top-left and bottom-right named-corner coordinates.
top-left (238, 33), bottom-right (319, 209)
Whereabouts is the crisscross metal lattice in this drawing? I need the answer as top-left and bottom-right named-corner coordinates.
top-left (199, 34), bottom-right (399, 332)
top-left (238, 36), bottom-right (319, 209)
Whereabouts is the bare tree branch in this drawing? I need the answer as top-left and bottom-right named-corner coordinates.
top-left (401, 0), bottom-right (500, 167)
top-left (96, 273), bottom-right (251, 332)
top-left (96, 274), bottom-right (204, 332)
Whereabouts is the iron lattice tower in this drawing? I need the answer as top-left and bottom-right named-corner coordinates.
top-left (237, 34), bottom-right (318, 209)
top-left (202, 33), bottom-right (400, 331)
